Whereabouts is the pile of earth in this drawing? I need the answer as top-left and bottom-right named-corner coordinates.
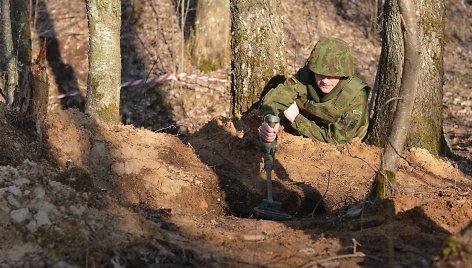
top-left (1, 103), bottom-right (471, 267)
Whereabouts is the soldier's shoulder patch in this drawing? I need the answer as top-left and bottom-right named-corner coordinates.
top-left (288, 76), bottom-right (298, 85)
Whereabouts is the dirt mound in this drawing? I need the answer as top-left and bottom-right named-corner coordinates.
top-left (0, 104), bottom-right (224, 266)
top-left (43, 108), bottom-right (224, 215)
top-left (1, 103), bottom-right (472, 267)
top-left (0, 105), bottom-right (41, 166)
top-left (188, 115), bottom-right (382, 217)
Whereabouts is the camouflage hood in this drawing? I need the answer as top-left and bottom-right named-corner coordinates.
top-left (307, 38), bottom-right (355, 77)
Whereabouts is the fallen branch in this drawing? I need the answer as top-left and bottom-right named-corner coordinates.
top-left (299, 252), bottom-right (366, 268)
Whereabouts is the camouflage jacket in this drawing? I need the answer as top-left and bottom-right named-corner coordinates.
top-left (259, 66), bottom-right (370, 144)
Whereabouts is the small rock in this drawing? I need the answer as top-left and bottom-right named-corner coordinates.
top-left (35, 210), bottom-right (52, 226)
top-left (0, 188), bottom-right (7, 197)
top-left (29, 200), bottom-right (56, 214)
top-left (52, 260), bottom-right (78, 268)
top-left (200, 200), bottom-right (209, 209)
top-left (13, 178), bottom-right (30, 187)
top-left (300, 247), bottom-right (316, 255)
top-left (242, 234), bottom-right (266, 241)
top-left (346, 202), bottom-right (365, 218)
top-left (49, 180), bottom-right (61, 188)
top-left (7, 186), bottom-right (22, 197)
top-left (26, 220), bottom-right (38, 232)
top-left (0, 200), bottom-right (10, 213)
top-left (69, 205), bottom-right (85, 216)
top-left (0, 210), bottom-right (10, 225)
top-left (7, 195), bottom-right (22, 208)
top-left (10, 208), bottom-right (31, 223)
top-left (33, 187), bottom-right (46, 199)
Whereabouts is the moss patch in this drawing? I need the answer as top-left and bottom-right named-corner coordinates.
top-left (97, 102), bottom-right (120, 124)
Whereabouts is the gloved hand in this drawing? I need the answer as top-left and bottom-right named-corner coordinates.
top-left (283, 101), bottom-right (299, 123)
top-left (259, 120), bottom-right (280, 143)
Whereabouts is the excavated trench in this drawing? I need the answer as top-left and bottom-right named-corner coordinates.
top-left (216, 171), bottom-right (326, 219)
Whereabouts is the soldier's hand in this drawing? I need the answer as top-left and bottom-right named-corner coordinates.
top-left (283, 102), bottom-right (299, 123)
top-left (259, 121), bottom-right (280, 143)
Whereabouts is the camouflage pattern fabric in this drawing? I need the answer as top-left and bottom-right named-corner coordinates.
top-left (259, 65), bottom-right (370, 144)
top-left (307, 38), bottom-right (355, 77)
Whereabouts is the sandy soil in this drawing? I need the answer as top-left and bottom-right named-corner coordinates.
top-left (1, 103), bottom-right (471, 267)
top-left (0, 0), bottom-right (471, 267)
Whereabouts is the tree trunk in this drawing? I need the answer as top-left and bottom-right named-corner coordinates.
top-left (1, 0), bottom-right (18, 105)
top-left (230, 0), bottom-right (286, 118)
top-left (10, 0), bottom-right (32, 70)
top-left (85, 0), bottom-right (122, 124)
top-left (188, 0), bottom-right (230, 71)
top-left (366, 0), bottom-right (446, 156)
top-left (371, 0), bottom-right (420, 199)
top-left (407, 0), bottom-right (446, 155)
top-left (27, 44), bottom-right (49, 120)
top-left (10, 0), bottom-right (34, 112)
top-left (382, 0), bottom-right (420, 170)
top-left (366, 0), bottom-right (403, 147)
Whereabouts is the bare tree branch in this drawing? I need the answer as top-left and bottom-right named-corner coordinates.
top-left (381, 0), bottom-right (420, 173)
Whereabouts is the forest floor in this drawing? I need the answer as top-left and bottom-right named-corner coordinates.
top-left (0, 0), bottom-right (471, 267)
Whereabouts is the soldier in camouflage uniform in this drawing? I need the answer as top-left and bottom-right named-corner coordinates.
top-left (259, 37), bottom-right (370, 144)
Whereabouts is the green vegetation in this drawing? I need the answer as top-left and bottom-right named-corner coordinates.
top-left (97, 102), bottom-right (120, 124)
top-left (370, 170), bottom-right (396, 200)
top-left (199, 59), bottom-right (218, 73)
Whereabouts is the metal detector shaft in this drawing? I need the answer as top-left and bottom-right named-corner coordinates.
top-left (260, 114), bottom-right (279, 202)
top-left (265, 156), bottom-right (274, 202)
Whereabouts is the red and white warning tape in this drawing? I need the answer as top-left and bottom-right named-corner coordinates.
top-left (175, 72), bottom-right (230, 83)
top-left (120, 72), bottom-right (230, 88)
top-left (47, 72), bottom-right (230, 110)
top-left (48, 90), bottom-right (81, 101)
top-left (48, 91), bottom-right (82, 111)
top-left (120, 73), bottom-right (178, 88)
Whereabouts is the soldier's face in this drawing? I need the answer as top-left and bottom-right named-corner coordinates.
top-left (315, 74), bottom-right (340, 94)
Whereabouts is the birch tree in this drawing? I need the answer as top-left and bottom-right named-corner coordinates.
top-left (371, 0), bottom-right (420, 199)
top-left (1, 0), bottom-right (18, 104)
top-left (85, 0), bottom-right (121, 124)
top-left (11, 0), bottom-right (36, 113)
top-left (10, 0), bottom-right (32, 83)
